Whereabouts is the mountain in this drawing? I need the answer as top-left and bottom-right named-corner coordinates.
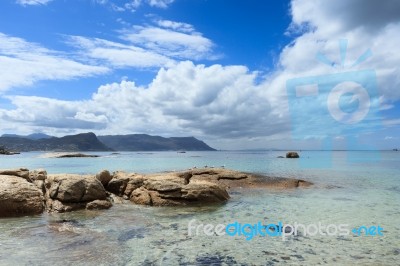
top-left (98, 134), bottom-right (216, 151)
top-left (0, 132), bottom-right (111, 152)
top-left (1, 133), bottom-right (53, 140)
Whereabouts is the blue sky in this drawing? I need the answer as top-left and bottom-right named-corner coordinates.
top-left (0, 0), bottom-right (399, 150)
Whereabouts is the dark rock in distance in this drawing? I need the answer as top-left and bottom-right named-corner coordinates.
top-left (286, 152), bottom-right (300, 158)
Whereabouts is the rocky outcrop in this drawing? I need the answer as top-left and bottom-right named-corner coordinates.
top-left (0, 168), bottom-right (30, 181)
top-left (0, 167), bottom-right (313, 216)
top-left (45, 174), bottom-right (109, 212)
top-left (286, 152), bottom-right (300, 158)
top-left (55, 153), bottom-right (100, 158)
top-left (0, 175), bottom-right (44, 217)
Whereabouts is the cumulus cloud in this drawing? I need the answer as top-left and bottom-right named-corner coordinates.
top-left (2, 0), bottom-right (400, 149)
top-left (0, 33), bottom-right (109, 92)
top-left (0, 62), bottom-right (284, 140)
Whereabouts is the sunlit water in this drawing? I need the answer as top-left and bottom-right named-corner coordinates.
top-left (0, 151), bottom-right (399, 265)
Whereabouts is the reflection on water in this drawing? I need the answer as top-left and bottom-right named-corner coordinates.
top-left (0, 151), bottom-right (399, 264)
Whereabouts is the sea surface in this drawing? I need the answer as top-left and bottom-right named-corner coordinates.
top-left (0, 151), bottom-right (399, 265)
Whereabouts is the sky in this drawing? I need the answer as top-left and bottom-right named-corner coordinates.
top-left (0, 0), bottom-right (399, 150)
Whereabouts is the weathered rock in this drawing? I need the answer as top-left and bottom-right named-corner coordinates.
top-left (0, 175), bottom-right (44, 217)
top-left (286, 152), bottom-right (300, 158)
top-left (181, 181), bottom-right (230, 203)
top-left (46, 174), bottom-right (107, 203)
top-left (106, 172), bottom-right (131, 196)
top-left (30, 169), bottom-right (47, 181)
top-left (96, 170), bottom-right (112, 186)
top-left (46, 198), bottom-right (85, 213)
top-left (130, 187), bottom-right (152, 205)
top-left (33, 180), bottom-right (45, 193)
top-left (124, 177), bottom-right (144, 197)
top-left (86, 200), bottom-right (112, 210)
top-left (0, 168), bottom-right (31, 182)
top-left (183, 168), bottom-right (312, 190)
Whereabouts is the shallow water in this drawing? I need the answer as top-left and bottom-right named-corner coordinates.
top-left (0, 151), bottom-right (399, 265)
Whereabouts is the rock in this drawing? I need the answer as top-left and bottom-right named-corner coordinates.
top-left (46, 198), bottom-right (85, 213)
top-left (86, 200), bottom-right (112, 210)
top-left (277, 156), bottom-right (284, 158)
top-left (0, 175), bottom-right (44, 217)
top-left (30, 169), bottom-right (47, 181)
top-left (106, 172), bottom-right (131, 196)
top-left (56, 153), bottom-right (100, 158)
top-left (181, 181), bottom-right (230, 203)
top-left (286, 152), bottom-right (300, 158)
top-left (95, 170), bottom-right (112, 186)
top-left (124, 177), bottom-right (144, 197)
top-left (46, 174), bottom-right (107, 203)
top-left (0, 168), bottom-right (31, 182)
top-left (130, 187), bottom-right (152, 205)
top-left (33, 180), bottom-right (45, 193)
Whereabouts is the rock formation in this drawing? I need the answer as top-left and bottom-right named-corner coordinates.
top-left (0, 167), bottom-right (312, 217)
top-left (286, 152), bottom-right (300, 158)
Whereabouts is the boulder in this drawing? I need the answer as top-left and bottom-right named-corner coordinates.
top-left (124, 177), bottom-right (145, 197)
top-left (95, 170), bottom-right (112, 186)
top-left (286, 152), bottom-right (300, 158)
top-left (0, 175), bottom-right (44, 217)
top-left (46, 174), bottom-right (107, 203)
top-left (129, 174), bottom-right (229, 206)
top-left (106, 172), bottom-right (131, 196)
top-left (130, 187), bottom-right (152, 205)
top-left (30, 169), bottom-right (47, 181)
top-left (181, 181), bottom-right (230, 203)
top-left (86, 200), bottom-right (112, 210)
top-left (0, 168), bottom-right (31, 182)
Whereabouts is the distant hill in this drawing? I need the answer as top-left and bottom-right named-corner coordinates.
top-left (98, 134), bottom-right (216, 151)
top-left (1, 133), bottom-right (53, 140)
top-left (0, 132), bottom-right (111, 152)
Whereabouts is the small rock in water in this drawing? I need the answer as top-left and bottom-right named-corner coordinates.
top-left (118, 228), bottom-right (146, 242)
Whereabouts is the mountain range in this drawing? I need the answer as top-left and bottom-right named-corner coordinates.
top-left (0, 132), bottom-right (215, 152)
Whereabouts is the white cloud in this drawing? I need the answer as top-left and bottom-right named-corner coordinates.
top-left (66, 21), bottom-right (216, 68)
top-left (0, 33), bottom-right (109, 92)
top-left (156, 20), bottom-right (195, 33)
top-left (120, 25), bottom-right (215, 60)
top-left (101, 0), bottom-right (175, 12)
top-left (147, 0), bottom-right (174, 8)
top-left (0, 62), bottom-right (285, 141)
top-left (16, 0), bottom-right (52, 6)
top-left (67, 36), bottom-right (174, 68)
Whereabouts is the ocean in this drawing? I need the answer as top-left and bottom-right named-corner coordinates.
top-left (0, 150), bottom-right (399, 265)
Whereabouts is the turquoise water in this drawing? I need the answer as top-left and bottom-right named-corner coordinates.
top-left (0, 151), bottom-right (399, 265)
